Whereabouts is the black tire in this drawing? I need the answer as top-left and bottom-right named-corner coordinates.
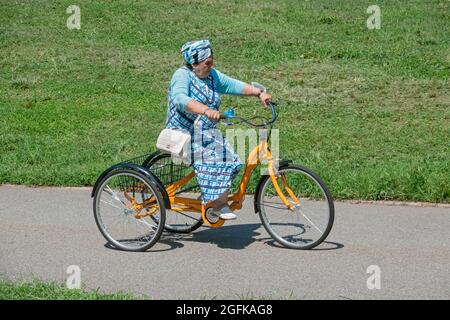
top-left (93, 168), bottom-right (166, 251)
top-left (143, 151), bottom-right (203, 233)
top-left (255, 164), bottom-right (334, 249)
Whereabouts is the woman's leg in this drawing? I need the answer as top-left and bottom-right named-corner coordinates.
top-left (193, 127), bottom-right (241, 211)
top-left (212, 190), bottom-right (236, 219)
top-left (211, 191), bottom-right (228, 210)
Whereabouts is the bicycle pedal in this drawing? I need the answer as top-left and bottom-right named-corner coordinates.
top-left (205, 208), bottom-right (220, 224)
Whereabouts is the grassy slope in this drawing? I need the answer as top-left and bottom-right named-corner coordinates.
top-left (0, 0), bottom-right (449, 202)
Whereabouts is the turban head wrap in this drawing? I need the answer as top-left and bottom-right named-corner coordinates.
top-left (181, 40), bottom-right (213, 65)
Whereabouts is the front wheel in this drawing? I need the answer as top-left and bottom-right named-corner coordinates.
top-left (255, 164), bottom-right (334, 249)
top-left (93, 168), bottom-right (166, 251)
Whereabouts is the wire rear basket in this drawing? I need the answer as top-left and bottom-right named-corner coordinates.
top-left (120, 151), bottom-right (200, 194)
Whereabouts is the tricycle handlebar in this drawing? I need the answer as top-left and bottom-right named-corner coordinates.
top-left (220, 101), bottom-right (277, 128)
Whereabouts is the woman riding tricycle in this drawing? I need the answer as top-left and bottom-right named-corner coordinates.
top-left (92, 40), bottom-right (334, 251)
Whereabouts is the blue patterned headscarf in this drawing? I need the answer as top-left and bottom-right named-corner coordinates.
top-left (181, 40), bottom-right (213, 65)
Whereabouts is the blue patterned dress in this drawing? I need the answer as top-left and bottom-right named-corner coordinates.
top-left (165, 67), bottom-right (245, 204)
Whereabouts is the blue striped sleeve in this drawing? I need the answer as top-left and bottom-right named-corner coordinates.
top-left (170, 68), bottom-right (193, 112)
top-left (211, 69), bottom-right (247, 95)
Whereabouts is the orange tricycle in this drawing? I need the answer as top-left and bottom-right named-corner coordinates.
top-left (92, 101), bottom-right (334, 251)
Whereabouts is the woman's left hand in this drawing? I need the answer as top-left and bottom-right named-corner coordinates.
top-left (259, 92), bottom-right (272, 107)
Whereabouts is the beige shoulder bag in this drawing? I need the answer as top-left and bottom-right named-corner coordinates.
top-left (156, 114), bottom-right (201, 165)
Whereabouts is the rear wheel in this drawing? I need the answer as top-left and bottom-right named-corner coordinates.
top-left (143, 152), bottom-right (203, 233)
top-left (256, 164), bottom-right (334, 249)
top-left (93, 168), bottom-right (166, 251)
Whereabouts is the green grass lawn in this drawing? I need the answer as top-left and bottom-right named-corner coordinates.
top-left (0, 278), bottom-right (138, 300)
top-left (0, 278), bottom-right (294, 300)
top-left (0, 0), bottom-right (448, 202)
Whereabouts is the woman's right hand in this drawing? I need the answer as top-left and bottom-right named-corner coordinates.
top-left (204, 108), bottom-right (221, 121)
top-left (259, 92), bottom-right (272, 108)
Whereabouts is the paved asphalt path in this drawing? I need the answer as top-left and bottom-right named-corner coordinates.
top-left (0, 185), bottom-right (449, 299)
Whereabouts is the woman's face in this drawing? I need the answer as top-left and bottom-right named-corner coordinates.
top-left (193, 56), bottom-right (214, 78)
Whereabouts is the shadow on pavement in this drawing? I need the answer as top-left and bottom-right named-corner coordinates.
top-left (187, 223), bottom-right (262, 250)
top-left (104, 240), bottom-right (184, 253)
top-left (104, 223), bottom-right (343, 252)
top-left (263, 239), bottom-right (344, 251)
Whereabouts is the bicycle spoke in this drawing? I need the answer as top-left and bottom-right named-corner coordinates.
top-left (259, 201), bottom-right (290, 210)
top-left (136, 217), bottom-right (158, 230)
top-left (296, 206), bottom-right (324, 234)
top-left (104, 185), bottom-right (126, 205)
top-left (100, 197), bottom-right (123, 210)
